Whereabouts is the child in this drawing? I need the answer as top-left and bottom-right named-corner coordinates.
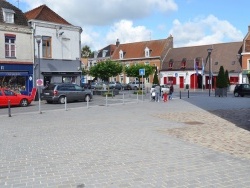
top-left (162, 91), bottom-right (168, 102)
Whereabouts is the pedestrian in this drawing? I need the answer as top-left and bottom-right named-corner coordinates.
top-left (169, 84), bottom-right (174, 100)
top-left (162, 91), bottom-right (168, 102)
top-left (154, 84), bottom-right (161, 102)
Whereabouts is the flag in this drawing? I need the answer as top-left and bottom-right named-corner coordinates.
top-left (202, 58), bottom-right (204, 75)
top-left (194, 59), bottom-right (198, 75)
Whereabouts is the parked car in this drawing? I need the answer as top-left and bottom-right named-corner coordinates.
top-left (108, 81), bottom-right (122, 90)
top-left (234, 84), bottom-right (250, 97)
top-left (41, 83), bottom-right (93, 104)
top-left (121, 83), bottom-right (131, 90)
top-left (150, 84), bottom-right (170, 94)
top-left (128, 81), bottom-right (145, 90)
top-left (0, 88), bottom-right (35, 107)
top-left (90, 82), bottom-right (107, 90)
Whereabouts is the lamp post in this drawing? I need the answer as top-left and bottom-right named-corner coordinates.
top-left (35, 35), bottom-right (42, 114)
top-left (237, 53), bottom-right (242, 83)
top-left (207, 48), bottom-right (213, 96)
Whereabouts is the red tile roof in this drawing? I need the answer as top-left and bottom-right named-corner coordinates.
top-left (111, 36), bottom-right (173, 60)
top-left (24, 4), bottom-right (71, 25)
top-left (161, 42), bottom-right (243, 74)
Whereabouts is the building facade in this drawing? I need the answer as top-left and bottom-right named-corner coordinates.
top-left (160, 42), bottom-right (243, 91)
top-left (25, 5), bottom-right (82, 86)
top-left (0, 0), bottom-right (33, 95)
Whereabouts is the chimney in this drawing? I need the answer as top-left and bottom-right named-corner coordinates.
top-left (116, 39), bottom-right (120, 46)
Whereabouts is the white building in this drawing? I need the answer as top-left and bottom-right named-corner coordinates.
top-left (25, 5), bottom-right (82, 86)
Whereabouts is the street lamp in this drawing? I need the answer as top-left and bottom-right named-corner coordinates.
top-left (236, 53), bottom-right (242, 83)
top-left (35, 35), bottom-right (42, 114)
top-left (207, 48), bottom-right (213, 96)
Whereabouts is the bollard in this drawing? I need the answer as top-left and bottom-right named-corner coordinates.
top-left (106, 94), bottom-right (108, 107)
top-left (65, 97), bottom-right (67, 111)
top-left (188, 90), bottom-right (189, 98)
top-left (180, 91), bottom-right (181, 99)
top-left (8, 100), bottom-right (11, 117)
top-left (123, 93), bottom-right (125, 105)
top-left (137, 92), bottom-right (139, 103)
top-left (87, 98), bottom-right (89, 109)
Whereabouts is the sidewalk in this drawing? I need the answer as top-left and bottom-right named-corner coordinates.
top-left (0, 95), bottom-right (250, 187)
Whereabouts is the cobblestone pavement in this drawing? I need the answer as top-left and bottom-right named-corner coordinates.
top-left (0, 94), bottom-right (250, 188)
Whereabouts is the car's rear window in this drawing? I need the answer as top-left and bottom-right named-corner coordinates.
top-left (44, 84), bottom-right (56, 90)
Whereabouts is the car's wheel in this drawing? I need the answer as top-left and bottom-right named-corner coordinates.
top-left (85, 95), bottom-right (90, 102)
top-left (20, 99), bottom-right (28, 107)
top-left (59, 96), bottom-right (66, 104)
top-left (234, 92), bottom-right (239, 97)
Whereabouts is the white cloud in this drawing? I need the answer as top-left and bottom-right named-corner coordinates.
top-left (106, 20), bottom-right (152, 45)
top-left (169, 15), bottom-right (244, 47)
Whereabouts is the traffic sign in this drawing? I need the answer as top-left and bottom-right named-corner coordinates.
top-left (36, 79), bottom-right (43, 86)
top-left (139, 69), bottom-right (145, 76)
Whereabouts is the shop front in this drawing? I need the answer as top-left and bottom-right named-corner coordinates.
top-left (0, 64), bottom-right (33, 95)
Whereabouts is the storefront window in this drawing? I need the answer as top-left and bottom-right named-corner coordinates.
top-left (0, 76), bottom-right (26, 93)
top-left (62, 76), bottom-right (76, 84)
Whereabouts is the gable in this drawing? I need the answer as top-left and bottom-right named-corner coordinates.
top-left (25, 4), bottom-right (71, 25)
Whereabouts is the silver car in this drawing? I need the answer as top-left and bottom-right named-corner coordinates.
top-left (42, 83), bottom-right (93, 104)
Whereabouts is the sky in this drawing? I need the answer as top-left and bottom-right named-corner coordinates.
top-left (7, 0), bottom-right (250, 51)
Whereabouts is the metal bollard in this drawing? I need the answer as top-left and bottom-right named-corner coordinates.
top-left (180, 91), bottom-right (181, 99)
top-left (65, 97), bottom-right (67, 111)
top-left (106, 94), bottom-right (108, 107)
top-left (87, 98), bottom-right (89, 109)
top-left (188, 90), bottom-right (189, 98)
top-left (8, 100), bottom-right (11, 117)
top-left (137, 93), bottom-right (139, 103)
top-left (123, 93), bottom-right (125, 105)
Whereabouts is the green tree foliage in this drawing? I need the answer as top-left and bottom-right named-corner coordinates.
top-left (124, 64), bottom-right (154, 80)
top-left (216, 66), bottom-right (227, 88)
top-left (224, 70), bottom-right (230, 86)
top-left (81, 45), bottom-right (92, 58)
top-left (89, 60), bottom-right (123, 81)
top-left (153, 67), bottom-right (159, 84)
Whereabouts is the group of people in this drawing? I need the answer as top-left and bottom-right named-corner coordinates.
top-left (152, 84), bottom-right (174, 102)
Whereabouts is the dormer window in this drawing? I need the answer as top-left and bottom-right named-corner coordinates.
top-left (2, 8), bottom-right (15, 24)
top-left (119, 50), bottom-right (124, 59)
top-left (102, 50), bottom-right (108, 57)
top-left (169, 59), bottom-right (174, 69)
top-left (145, 47), bottom-right (150, 57)
top-left (181, 58), bottom-right (186, 69)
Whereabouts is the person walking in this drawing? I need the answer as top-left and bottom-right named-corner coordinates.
top-left (169, 84), bottom-right (174, 100)
top-left (154, 84), bottom-right (161, 102)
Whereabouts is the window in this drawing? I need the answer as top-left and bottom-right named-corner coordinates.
top-left (145, 47), bottom-right (150, 57)
top-left (119, 50), bottom-right (123, 59)
top-left (181, 58), bottom-right (186, 69)
top-left (5, 35), bottom-right (16, 58)
top-left (42, 36), bottom-right (52, 58)
top-left (2, 8), bottom-right (15, 24)
top-left (145, 61), bottom-right (149, 65)
top-left (169, 59), bottom-right (173, 68)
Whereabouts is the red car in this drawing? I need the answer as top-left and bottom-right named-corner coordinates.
top-left (0, 88), bottom-right (36, 107)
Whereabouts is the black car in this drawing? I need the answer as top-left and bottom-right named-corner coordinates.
top-left (234, 84), bottom-right (250, 97)
top-left (42, 83), bottom-right (93, 104)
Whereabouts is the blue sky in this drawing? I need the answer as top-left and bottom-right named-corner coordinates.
top-left (8, 0), bottom-right (250, 51)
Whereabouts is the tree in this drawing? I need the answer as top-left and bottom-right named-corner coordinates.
top-left (216, 66), bottom-right (227, 88)
top-left (89, 60), bottom-right (123, 81)
top-left (153, 67), bottom-right (159, 84)
top-left (224, 70), bottom-right (230, 87)
top-left (125, 64), bottom-right (154, 81)
top-left (81, 45), bottom-right (92, 58)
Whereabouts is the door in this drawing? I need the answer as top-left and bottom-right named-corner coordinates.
top-left (180, 76), bottom-right (184, 88)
